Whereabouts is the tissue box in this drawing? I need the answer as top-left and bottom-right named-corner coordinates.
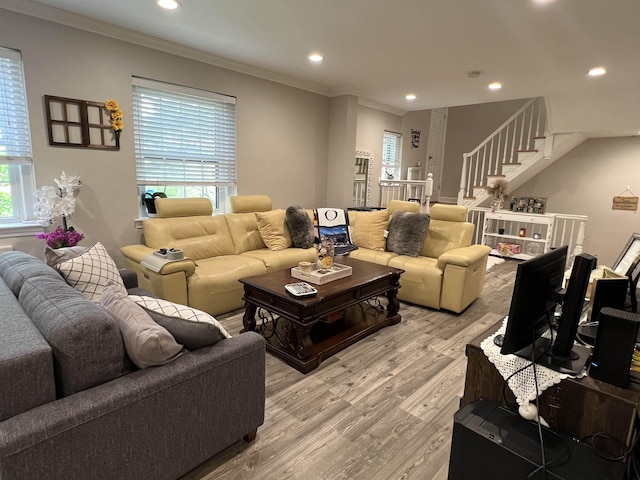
top-left (497, 242), bottom-right (521, 255)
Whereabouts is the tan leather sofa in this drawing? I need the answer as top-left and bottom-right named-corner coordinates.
top-left (121, 196), bottom-right (490, 316)
top-left (349, 201), bottom-right (491, 313)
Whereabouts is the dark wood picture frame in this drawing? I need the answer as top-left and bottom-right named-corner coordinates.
top-left (45, 95), bottom-right (119, 150)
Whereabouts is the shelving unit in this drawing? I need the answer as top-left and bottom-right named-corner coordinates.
top-left (482, 210), bottom-right (555, 260)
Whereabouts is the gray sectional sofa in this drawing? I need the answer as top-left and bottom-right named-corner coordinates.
top-left (0, 251), bottom-right (265, 480)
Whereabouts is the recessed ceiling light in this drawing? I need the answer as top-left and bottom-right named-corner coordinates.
top-left (588, 67), bottom-right (606, 77)
top-left (406, 94), bottom-right (417, 101)
top-left (308, 54), bottom-right (324, 63)
top-left (157, 0), bottom-right (181, 10)
top-left (488, 82), bottom-right (502, 90)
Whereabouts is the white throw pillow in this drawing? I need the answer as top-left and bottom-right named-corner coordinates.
top-left (55, 242), bottom-right (127, 303)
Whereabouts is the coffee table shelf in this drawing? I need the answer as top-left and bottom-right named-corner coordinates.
top-left (239, 257), bottom-right (404, 373)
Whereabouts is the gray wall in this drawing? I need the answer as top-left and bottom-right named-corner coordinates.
top-left (0, 9), bottom-right (330, 263)
top-left (513, 136), bottom-right (640, 267)
top-left (441, 99), bottom-right (530, 201)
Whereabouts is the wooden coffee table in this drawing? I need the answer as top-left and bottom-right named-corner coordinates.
top-left (239, 257), bottom-right (404, 373)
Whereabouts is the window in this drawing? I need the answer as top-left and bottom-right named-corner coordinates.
top-left (0, 47), bottom-right (35, 227)
top-left (132, 77), bottom-right (237, 215)
top-left (382, 131), bottom-right (402, 180)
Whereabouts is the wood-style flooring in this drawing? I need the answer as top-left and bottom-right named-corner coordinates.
top-left (181, 259), bottom-right (519, 480)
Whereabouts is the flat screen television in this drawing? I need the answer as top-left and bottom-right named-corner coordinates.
top-left (497, 246), bottom-right (594, 375)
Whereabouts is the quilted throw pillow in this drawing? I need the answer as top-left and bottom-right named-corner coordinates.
top-left (55, 242), bottom-right (127, 302)
top-left (285, 205), bottom-right (314, 249)
top-left (386, 211), bottom-right (431, 257)
top-left (129, 295), bottom-right (231, 350)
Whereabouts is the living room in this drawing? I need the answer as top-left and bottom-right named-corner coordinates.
top-left (1, 0), bottom-right (639, 478)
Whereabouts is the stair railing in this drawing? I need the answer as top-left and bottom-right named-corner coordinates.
top-left (458, 97), bottom-right (547, 204)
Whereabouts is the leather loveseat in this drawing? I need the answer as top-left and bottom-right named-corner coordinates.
top-left (121, 196), bottom-right (490, 315)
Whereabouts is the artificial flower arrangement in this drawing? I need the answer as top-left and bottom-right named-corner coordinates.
top-left (34, 171), bottom-right (85, 248)
top-left (104, 99), bottom-right (124, 138)
top-left (486, 178), bottom-right (509, 200)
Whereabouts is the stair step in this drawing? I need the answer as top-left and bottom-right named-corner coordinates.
top-left (486, 174), bottom-right (506, 178)
top-left (463, 196), bottom-right (476, 200)
top-left (518, 149), bottom-right (538, 153)
top-left (501, 162), bottom-right (522, 167)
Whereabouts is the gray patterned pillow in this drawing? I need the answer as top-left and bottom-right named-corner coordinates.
top-left (285, 206), bottom-right (314, 249)
top-left (55, 242), bottom-right (127, 303)
top-left (386, 211), bottom-right (430, 257)
top-left (129, 295), bottom-right (231, 350)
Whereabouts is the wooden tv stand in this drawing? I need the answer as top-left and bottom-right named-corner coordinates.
top-left (461, 322), bottom-right (640, 452)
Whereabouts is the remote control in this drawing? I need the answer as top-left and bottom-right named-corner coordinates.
top-left (285, 282), bottom-right (318, 297)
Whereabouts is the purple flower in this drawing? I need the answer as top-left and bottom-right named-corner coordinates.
top-left (35, 226), bottom-right (84, 249)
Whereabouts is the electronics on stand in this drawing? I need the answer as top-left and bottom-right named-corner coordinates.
top-left (589, 307), bottom-right (640, 388)
top-left (448, 399), bottom-right (625, 480)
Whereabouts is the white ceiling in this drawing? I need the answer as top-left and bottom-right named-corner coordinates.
top-left (3, 0), bottom-right (640, 133)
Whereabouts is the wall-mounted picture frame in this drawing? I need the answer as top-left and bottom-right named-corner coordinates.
top-left (612, 232), bottom-right (640, 275)
top-left (510, 196), bottom-right (547, 214)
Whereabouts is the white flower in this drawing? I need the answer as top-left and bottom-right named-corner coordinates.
top-left (33, 172), bottom-right (81, 226)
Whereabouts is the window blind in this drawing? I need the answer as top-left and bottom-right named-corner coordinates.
top-left (382, 131), bottom-right (401, 166)
top-left (132, 77), bottom-right (237, 186)
top-left (0, 47), bottom-right (32, 165)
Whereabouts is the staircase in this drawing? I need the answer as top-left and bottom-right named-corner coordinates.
top-left (457, 97), bottom-right (585, 208)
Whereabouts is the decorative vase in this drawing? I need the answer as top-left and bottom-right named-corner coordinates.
top-left (490, 197), bottom-right (503, 212)
top-left (316, 236), bottom-right (335, 272)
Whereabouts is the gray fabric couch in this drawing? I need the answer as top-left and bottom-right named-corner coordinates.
top-left (0, 251), bottom-right (265, 480)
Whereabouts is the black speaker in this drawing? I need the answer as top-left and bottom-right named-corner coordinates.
top-left (553, 253), bottom-right (597, 357)
top-left (589, 307), bottom-right (640, 388)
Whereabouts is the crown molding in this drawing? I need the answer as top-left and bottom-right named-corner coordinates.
top-left (0, 0), bottom-right (331, 97)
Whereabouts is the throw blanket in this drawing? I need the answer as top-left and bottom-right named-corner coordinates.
top-left (314, 208), bottom-right (357, 255)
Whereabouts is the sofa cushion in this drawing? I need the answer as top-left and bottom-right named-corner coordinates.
top-left (256, 209), bottom-right (293, 251)
top-left (349, 209), bottom-right (390, 251)
top-left (0, 284), bottom-right (56, 421)
top-left (285, 206), bottom-right (315, 249)
top-left (225, 212), bottom-right (267, 254)
top-left (386, 211), bottom-right (431, 257)
top-left (421, 219), bottom-right (474, 258)
top-left (55, 242), bottom-right (128, 303)
top-left (241, 247), bottom-right (317, 273)
top-left (142, 215), bottom-right (236, 259)
top-left (101, 283), bottom-right (184, 369)
top-left (129, 295), bottom-right (231, 350)
top-left (0, 251), bottom-right (62, 297)
top-left (18, 272), bottom-right (131, 397)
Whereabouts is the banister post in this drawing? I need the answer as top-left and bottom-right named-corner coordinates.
top-left (458, 153), bottom-right (469, 205)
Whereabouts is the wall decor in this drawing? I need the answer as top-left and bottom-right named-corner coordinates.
top-left (510, 196), bottom-right (546, 214)
top-left (410, 129), bottom-right (421, 149)
top-left (45, 95), bottom-right (120, 150)
top-left (612, 186), bottom-right (638, 211)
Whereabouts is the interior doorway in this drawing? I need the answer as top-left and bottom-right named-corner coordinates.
top-left (425, 107), bottom-right (447, 202)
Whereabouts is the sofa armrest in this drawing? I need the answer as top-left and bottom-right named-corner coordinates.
top-left (437, 244), bottom-right (491, 270)
top-left (119, 268), bottom-right (138, 289)
top-left (0, 332), bottom-right (266, 480)
top-left (120, 244), bottom-right (196, 277)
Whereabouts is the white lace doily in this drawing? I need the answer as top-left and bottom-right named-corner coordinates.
top-left (481, 317), bottom-right (587, 406)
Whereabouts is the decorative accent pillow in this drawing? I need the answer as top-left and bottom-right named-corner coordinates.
top-left (55, 242), bottom-right (127, 303)
top-left (285, 206), bottom-right (314, 249)
top-left (255, 209), bottom-right (293, 251)
top-left (129, 295), bottom-right (231, 350)
top-left (386, 211), bottom-right (431, 257)
top-left (44, 245), bottom-right (88, 267)
top-left (100, 283), bottom-right (184, 369)
top-left (314, 208), bottom-right (357, 255)
top-left (350, 209), bottom-right (390, 251)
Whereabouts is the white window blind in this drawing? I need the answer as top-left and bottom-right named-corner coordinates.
top-left (132, 77), bottom-right (236, 187)
top-left (382, 131), bottom-right (402, 180)
top-left (0, 47), bottom-right (32, 164)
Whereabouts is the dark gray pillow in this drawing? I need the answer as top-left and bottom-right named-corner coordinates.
top-left (128, 295), bottom-right (231, 350)
top-left (285, 206), bottom-right (314, 249)
top-left (386, 211), bottom-right (431, 257)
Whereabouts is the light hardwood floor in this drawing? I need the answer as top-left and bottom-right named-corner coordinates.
top-left (181, 259), bottom-right (519, 480)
